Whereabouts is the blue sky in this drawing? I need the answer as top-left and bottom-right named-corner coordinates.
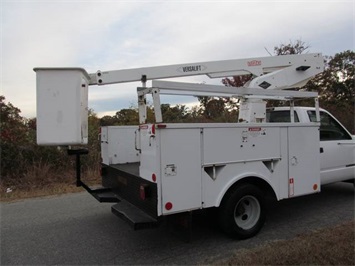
top-left (1, 0), bottom-right (354, 118)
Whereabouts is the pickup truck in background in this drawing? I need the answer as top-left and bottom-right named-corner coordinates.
top-left (267, 107), bottom-right (355, 185)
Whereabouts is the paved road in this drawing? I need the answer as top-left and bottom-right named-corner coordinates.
top-left (1, 183), bottom-right (354, 265)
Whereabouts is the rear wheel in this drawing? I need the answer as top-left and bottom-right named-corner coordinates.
top-left (219, 183), bottom-right (266, 239)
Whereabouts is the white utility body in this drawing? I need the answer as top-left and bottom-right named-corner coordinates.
top-left (35, 53), bottom-right (354, 239)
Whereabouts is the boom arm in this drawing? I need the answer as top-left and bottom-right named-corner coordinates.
top-left (92, 53), bottom-right (323, 124)
top-left (91, 53), bottom-right (324, 90)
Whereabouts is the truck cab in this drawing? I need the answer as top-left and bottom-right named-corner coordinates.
top-left (267, 107), bottom-right (355, 185)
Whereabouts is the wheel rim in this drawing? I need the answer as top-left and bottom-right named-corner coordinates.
top-left (234, 195), bottom-right (261, 230)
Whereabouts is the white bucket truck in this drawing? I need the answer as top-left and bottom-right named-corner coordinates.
top-left (34, 53), bottom-right (354, 239)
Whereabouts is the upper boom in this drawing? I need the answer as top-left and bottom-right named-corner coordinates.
top-left (91, 53), bottom-right (324, 90)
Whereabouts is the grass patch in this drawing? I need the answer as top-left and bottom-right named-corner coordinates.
top-left (0, 183), bottom-right (83, 202)
top-left (0, 164), bottom-right (101, 202)
top-left (212, 220), bottom-right (355, 265)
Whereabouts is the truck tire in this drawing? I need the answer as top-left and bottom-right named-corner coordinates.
top-left (219, 183), bottom-right (266, 239)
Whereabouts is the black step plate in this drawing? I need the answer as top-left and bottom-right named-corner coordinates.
top-left (111, 200), bottom-right (158, 230)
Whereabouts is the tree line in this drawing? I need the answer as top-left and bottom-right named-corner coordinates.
top-left (1, 42), bottom-right (354, 182)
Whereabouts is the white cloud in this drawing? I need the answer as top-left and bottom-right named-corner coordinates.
top-left (1, 1), bottom-right (141, 116)
top-left (1, 1), bottom-right (353, 118)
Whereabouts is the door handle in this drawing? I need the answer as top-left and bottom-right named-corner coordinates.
top-left (134, 129), bottom-right (141, 152)
top-left (338, 142), bottom-right (355, 146)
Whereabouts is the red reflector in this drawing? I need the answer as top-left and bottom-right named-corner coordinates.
top-left (157, 124), bottom-right (167, 129)
top-left (165, 202), bottom-right (173, 210)
top-left (152, 173), bottom-right (157, 182)
top-left (151, 124), bottom-right (155, 135)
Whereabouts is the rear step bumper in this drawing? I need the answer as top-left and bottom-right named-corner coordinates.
top-left (112, 200), bottom-right (159, 230)
top-left (90, 188), bottom-right (120, 203)
top-left (67, 149), bottom-right (158, 230)
top-left (67, 148), bottom-right (120, 203)
top-left (77, 177), bottom-right (121, 203)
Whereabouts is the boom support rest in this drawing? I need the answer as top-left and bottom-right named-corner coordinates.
top-left (67, 149), bottom-right (120, 203)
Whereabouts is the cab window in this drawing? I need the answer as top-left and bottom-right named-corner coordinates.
top-left (307, 111), bottom-right (351, 140)
top-left (266, 110), bottom-right (299, 123)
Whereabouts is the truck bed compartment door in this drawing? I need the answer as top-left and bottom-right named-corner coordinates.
top-left (160, 128), bottom-right (202, 214)
top-left (288, 126), bottom-right (320, 197)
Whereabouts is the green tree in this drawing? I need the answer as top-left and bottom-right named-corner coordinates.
top-left (100, 115), bottom-right (117, 126)
top-left (1, 96), bottom-right (30, 177)
top-left (160, 104), bottom-right (189, 122)
top-left (319, 50), bottom-right (354, 105)
top-left (0, 96), bottom-right (27, 144)
top-left (306, 50), bottom-right (355, 133)
top-left (271, 39), bottom-right (310, 55)
top-left (204, 99), bottom-right (226, 119)
top-left (114, 108), bottom-right (139, 125)
top-left (80, 109), bottom-right (101, 172)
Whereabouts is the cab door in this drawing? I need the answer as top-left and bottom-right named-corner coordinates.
top-left (308, 110), bottom-right (355, 184)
